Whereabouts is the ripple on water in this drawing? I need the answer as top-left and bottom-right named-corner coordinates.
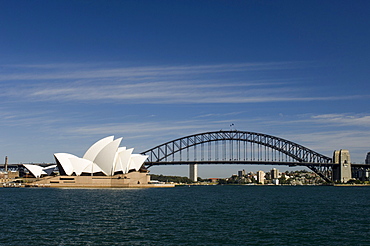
top-left (1, 186), bottom-right (370, 245)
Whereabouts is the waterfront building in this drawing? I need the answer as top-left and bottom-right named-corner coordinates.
top-left (209, 178), bottom-right (220, 183)
top-left (257, 170), bottom-right (265, 184)
top-left (271, 168), bottom-right (279, 179)
top-left (0, 170), bottom-right (20, 185)
top-left (21, 136), bottom-right (175, 188)
top-left (22, 136), bottom-right (148, 179)
top-left (238, 169), bottom-right (246, 177)
top-left (54, 136), bottom-right (148, 177)
top-left (366, 152), bottom-right (370, 164)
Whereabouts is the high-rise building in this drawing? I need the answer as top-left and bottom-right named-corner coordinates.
top-left (271, 168), bottom-right (279, 179)
top-left (257, 170), bottom-right (265, 184)
top-left (238, 169), bottom-right (246, 177)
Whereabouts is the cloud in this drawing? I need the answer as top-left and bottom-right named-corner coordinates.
top-left (0, 62), bottom-right (304, 81)
top-left (66, 120), bottom-right (221, 136)
top-left (195, 111), bottom-right (246, 118)
top-left (0, 62), bottom-right (366, 104)
top-left (284, 130), bottom-right (370, 162)
top-left (0, 108), bottom-right (66, 128)
top-left (1, 79), bottom-right (364, 104)
top-left (308, 114), bottom-right (370, 128)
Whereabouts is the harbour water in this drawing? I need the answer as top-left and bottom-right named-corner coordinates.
top-left (1, 185), bottom-right (370, 245)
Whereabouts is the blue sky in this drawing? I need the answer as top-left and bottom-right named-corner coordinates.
top-left (1, 0), bottom-right (369, 178)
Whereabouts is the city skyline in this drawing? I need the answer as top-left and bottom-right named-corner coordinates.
top-left (1, 0), bottom-right (370, 177)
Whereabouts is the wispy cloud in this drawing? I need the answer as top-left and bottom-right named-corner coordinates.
top-left (302, 114), bottom-right (370, 128)
top-left (0, 62), bottom-right (365, 104)
top-left (310, 114), bottom-right (370, 126)
top-left (0, 62), bottom-right (305, 81)
top-left (284, 130), bottom-right (370, 161)
top-left (21, 83), bottom-right (364, 104)
top-left (195, 111), bottom-right (246, 118)
top-left (0, 107), bottom-right (67, 128)
top-left (66, 120), bottom-right (223, 137)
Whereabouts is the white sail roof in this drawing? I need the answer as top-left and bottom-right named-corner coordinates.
top-left (128, 154), bottom-right (148, 172)
top-left (54, 136), bottom-right (147, 177)
top-left (69, 158), bottom-right (91, 176)
top-left (43, 165), bottom-right (57, 176)
top-left (83, 136), bottom-right (114, 162)
top-left (54, 153), bottom-right (79, 176)
top-left (113, 147), bottom-right (126, 173)
top-left (93, 138), bottom-right (122, 176)
top-left (23, 164), bottom-right (57, 178)
top-left (23, 164), bottom-right (44, 178)
top-left (81, 162), bottom-right (105, 175)
top-left (117, 148), bottom-right (134, 174)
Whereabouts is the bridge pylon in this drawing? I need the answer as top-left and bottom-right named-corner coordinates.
top-left (332, 149), bottom-right (351, 183)
top-left (189, 164), bottom-right (198, 182)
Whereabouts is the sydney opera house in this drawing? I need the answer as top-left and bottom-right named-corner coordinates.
top-left (25, 136), bottom-right (173, 188)
top-left (54, 136), bottom-right (147, 177)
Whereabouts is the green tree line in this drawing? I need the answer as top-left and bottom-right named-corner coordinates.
top-left (150, 174), bottom-right (193, 184)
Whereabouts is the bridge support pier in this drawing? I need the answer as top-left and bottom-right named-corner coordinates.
top-left (333, 149), bottom-right (352, 183)
top-left (189, 164), bottom-right (198, 182)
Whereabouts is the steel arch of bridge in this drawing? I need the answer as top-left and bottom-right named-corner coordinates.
top-left (141, 130), bottom-right (334, 182)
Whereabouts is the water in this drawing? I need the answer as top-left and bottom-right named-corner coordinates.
top-left (1, 186), bottom-right (370, 245)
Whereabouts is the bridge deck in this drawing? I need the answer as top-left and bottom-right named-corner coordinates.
top-left (145, 161), bottom-right (370, 168)
top-left (145, 161), bottom-right (336, 166)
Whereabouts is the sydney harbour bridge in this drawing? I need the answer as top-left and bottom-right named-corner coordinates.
top-left (141, 130), bottom-right (370, 183)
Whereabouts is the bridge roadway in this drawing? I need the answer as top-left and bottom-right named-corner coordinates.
top-left (144, 161), bottom-right (370, 168)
